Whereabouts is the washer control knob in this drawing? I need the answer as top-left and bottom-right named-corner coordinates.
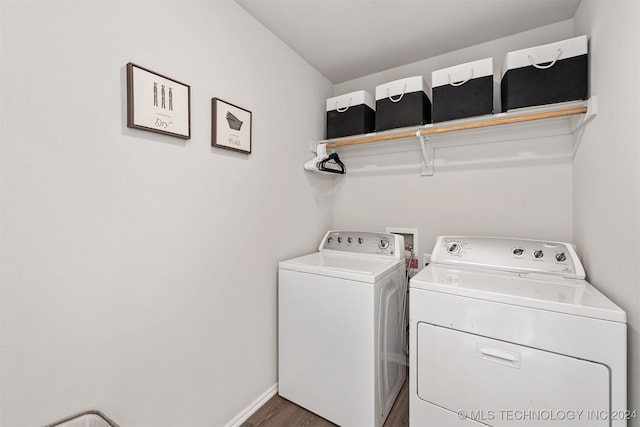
top-left (347, 237), bottom-right (353, 244)
top-left (337, 237), bottom-right (342, 244)
top-left (513, 248), bottom-right (524, 256)
top-left (556, 252), bottom-right (567, 262)
top-left (534, 250), bottom-right (544, 259)
top-left (327, 237), bottom-right (334, 244)
top-left (445, 241), bottom-right (462, 255)
top-left (378, 239), bottom-right (389, 250)
top-left (357, 237), bottom-right (364, 244)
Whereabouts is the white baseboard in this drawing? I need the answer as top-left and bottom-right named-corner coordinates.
top-left (224, 383), bottom-right (278, 427)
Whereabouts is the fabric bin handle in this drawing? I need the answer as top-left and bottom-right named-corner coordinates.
top-left (528, 48), bottom-right (563, 70)
top-left (448, 68), bottom-right (474, 87)
top-left (335, 98), bottom-right (352, 112)
top-left (387, 84), bottom-right (407, 103)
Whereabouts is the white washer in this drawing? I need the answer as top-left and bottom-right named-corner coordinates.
top-left (410, 236), bottom-right (627, 427)
top-left (279, 230), bottom-right (407, 427)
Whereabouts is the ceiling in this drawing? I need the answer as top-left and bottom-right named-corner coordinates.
top-left (235, 0), bottom-right (581, 83)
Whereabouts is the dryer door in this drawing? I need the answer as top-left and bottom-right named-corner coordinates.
top-left (417, 322), bottom-right (609, 426)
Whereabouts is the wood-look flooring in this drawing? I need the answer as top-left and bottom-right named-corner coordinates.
top-left (241, 379), bottom-right (409, 427)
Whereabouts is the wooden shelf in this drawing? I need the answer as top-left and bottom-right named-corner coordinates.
top-left (320, 100), bottom-right (594, 150)
top-left (309, 99), bottom-right (596, 176)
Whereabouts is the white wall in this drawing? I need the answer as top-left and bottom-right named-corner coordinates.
top-left (0, 1), bottom-right (334, 426)
top-left (573, 1), bottom-right (640, 424)
top-left (3, 2), bottom-right (638, 426)
top-left (332, 21), bottom-right (577, 258)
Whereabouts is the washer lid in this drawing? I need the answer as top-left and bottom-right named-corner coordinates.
top-left (410, 264), bottom-right (626, 323)
top-left (279, 252), bottom-right (402, 283)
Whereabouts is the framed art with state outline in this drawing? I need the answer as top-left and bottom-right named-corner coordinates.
top-left (126, 62), bottom-right (191, 139)
top-left (211, 97), bottom-right (252, 154)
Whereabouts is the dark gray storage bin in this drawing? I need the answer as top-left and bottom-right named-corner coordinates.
top-left (375, 76), bottom-right (431, 131)
top-left (432, 58), bottom-right (495, 122)
top-left (501, 35), bottom-right (588, 111)
top-left (326, 90), bottom-right (375, 139)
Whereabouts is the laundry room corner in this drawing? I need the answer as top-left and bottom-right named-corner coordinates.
top-left (331, 20), bottom-right (578, 264)
top-left (573, 1), bottom-right (640, 423)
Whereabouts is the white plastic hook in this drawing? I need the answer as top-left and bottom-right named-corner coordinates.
top-left (317, 142), bottom-right (327, 158)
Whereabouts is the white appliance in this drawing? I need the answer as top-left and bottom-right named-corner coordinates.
top-left (410, 236), bottom-right (627, 427)
top-left (279, 230), bottom-right (407, 427)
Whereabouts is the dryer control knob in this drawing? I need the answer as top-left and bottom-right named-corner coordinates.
top-left (534, 250), bottom-right (544, 259)
top-left (556, 252), bottom-right (567, 262)
top-left (378, 239), bottom-right (389, 250)
top-left (445, 241), bottom-right (462, 255)
top-left (357, 237), bottom-right (364, 244)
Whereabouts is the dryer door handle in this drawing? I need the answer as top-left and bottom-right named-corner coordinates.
top-left (478, 345), bottom-right (521, 368)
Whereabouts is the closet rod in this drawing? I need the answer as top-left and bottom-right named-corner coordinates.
top-left (325, 106), bottom-right (588, 149)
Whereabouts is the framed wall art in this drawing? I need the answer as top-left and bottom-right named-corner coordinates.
top-left (211, 98), bottom-right (252, 154)
top-left (126, 62), bottom-right (191, 139)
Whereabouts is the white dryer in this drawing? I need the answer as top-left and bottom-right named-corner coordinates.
top-left (279, 230), bottom-right (407, 427)
top-left (410, 236), bottom-right (627, 427)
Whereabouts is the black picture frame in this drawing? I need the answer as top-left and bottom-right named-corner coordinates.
top-left (126, 62), bottom-right (191, 139)
top-left (211, 97), bottom-right (252, 154)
